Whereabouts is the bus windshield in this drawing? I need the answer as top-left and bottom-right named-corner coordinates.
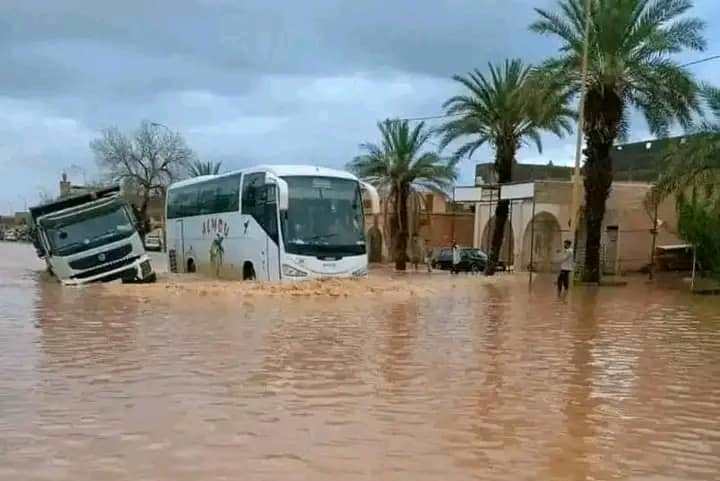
top-left (42, 202), bottom-right (136, 256)
top-left (281, 176), bottom-right (365, 257)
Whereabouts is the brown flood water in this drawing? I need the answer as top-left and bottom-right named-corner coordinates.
top-left (2, 241), bottom-right (720, 480)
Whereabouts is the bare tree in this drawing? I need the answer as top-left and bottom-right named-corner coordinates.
top-left (91, 121), bottom-right (195, 235)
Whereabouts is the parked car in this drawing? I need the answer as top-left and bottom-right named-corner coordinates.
top-left (144, 232), bottom-right (163, 251)
top-left (432, 247), bottom-right (487, 273)
top-left (4, 229), bottom-right (18, 241)
top-left (432, 247), bottom-right (507, 273)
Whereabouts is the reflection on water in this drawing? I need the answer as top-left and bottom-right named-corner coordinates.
top-left (2, 242), bottom-right (720, 480)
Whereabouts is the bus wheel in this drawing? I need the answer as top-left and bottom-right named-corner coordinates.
top-left (186, 259), bottom-right (196, 273)
top-left (243, 262), bottom-right (256, 281)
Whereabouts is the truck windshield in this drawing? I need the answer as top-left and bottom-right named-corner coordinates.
top-left (281, 176), bottom-right (366, 257)
top-left (43, 202), bottom-right (136, 256)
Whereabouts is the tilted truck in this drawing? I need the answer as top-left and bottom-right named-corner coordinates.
top-left (29, 186), bottom-right (156, 285)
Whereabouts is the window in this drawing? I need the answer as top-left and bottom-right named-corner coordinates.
top-left (198, 184), bottom-right (216, 215)
top-left (242, 173), bottom-right (265, 216)
top-left (215, 175), bottom-right (240, 212)
top-left (167, 175), bottom-right (240, 219)
top-left (167, 185), bottom-right (199, 219)
top-left (242, 173), bottom-right (279, 243)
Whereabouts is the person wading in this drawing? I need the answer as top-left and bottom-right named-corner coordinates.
top-left (451, 241), bottom-right (461, 275)
top-left (425, 247), bottom-right (433, 273)
top-left (556, 240), bottom-right (574, 294)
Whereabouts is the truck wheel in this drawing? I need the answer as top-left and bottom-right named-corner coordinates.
top-left (142, 273), bottom-right (157, 283)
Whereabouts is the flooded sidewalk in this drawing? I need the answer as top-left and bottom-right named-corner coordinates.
top-left (2, 241), bottom-right (720, 480)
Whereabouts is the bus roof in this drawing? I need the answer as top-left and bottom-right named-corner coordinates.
top-left (168, 164), bottom-right (359, 190)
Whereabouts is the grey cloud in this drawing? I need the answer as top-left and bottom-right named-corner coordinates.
top-left (2, 0), bottom-right (720, 212)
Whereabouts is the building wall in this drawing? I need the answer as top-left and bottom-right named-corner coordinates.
top-left (363, 211), bottom-right (474, 262)
top-left (473, 180), bottom-right (682, 273)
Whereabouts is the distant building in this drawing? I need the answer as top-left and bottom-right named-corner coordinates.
top-left (59, 173), bottom-right (92, 198)
top-left (475, 134), bottom-right (689, 185)
top-left (363, 191), bottom-right (475, 263)
top-left (476, 161), bottom-right (573, 184)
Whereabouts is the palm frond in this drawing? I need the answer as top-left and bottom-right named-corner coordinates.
top-left (438, 58), bottom-right (573, 178)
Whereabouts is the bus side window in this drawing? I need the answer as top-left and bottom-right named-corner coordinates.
top-left (242, 173), bottom-right (264, 217)
top-left (242, 173), bottom-right (278, 244)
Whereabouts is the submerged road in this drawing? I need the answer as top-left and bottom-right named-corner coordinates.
top-left (1, 241), bottom-right (720, 480)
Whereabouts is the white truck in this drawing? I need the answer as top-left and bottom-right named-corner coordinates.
top-left (29, 186), bottom-right (156, 285)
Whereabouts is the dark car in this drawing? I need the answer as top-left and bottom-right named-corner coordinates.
top-left (433, 247), bottom-right (488, 273)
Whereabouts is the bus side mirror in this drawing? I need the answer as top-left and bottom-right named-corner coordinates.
top-left (359, 181), bottom-right (380, 215)
top-left (265, 173), bottom-right (289, 211)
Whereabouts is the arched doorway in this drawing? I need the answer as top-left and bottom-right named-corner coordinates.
top-left (481, 216), bottom-right (514, 267)
top-left (522, 212), bottom-right (562, 272)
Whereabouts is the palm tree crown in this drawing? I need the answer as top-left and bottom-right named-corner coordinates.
top-left (531, 0), bottom-right (705, 138)
top-left (654, 86), bottom-right (720, 207)
top-left (188, 160), bottom-right (223, 177)
top-left (351, 119), bottom-right (458, 194)
top-left (438, 58), bottom-right (574, 168)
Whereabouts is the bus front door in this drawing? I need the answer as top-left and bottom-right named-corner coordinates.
top-left (174, 219), bottom-right (186, 273)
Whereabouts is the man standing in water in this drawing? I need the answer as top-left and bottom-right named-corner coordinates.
top-left (451, 241), bottom-right (461, 275)
top-left (557, 240), bottom-right (574, 294)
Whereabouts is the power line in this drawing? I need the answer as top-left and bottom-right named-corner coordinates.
top-left (680, 54), bottom-right (720, 67)
top-left (395, 54), bottom-right (720, 122)
top-left (397, 113), bottom-right (462, 122)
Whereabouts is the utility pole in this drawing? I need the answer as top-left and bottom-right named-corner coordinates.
top-left (648, 185), bottom-right (659, 280)
top-left (451, 187), bottom-right (456, 243)
top-left (568, 0), bottom-right (592, 241)
top-left (150, 121), bottom-right (174, 253)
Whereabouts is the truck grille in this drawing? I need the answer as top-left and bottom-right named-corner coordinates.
top-left (71, 255), bottom-right (139, 280)
top-left (69, 244), bottom-right (133, 270)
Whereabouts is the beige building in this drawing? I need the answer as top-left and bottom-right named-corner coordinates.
top-left (473, 180), bottom-right (681, 274)
top-left (473, 137), bottom-right (686, 274)
top-left (364, 192), bottom-right (475, 263)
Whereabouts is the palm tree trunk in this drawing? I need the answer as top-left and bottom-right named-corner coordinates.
top-left (486, 199), bottom-right (509, 275)
top-left (582, 90), bottom-right (622, 282)
top-left (485, 141), bottom-right (514, 275)
top-left (395, 184), bottom-right (409, 271)
top-left (139, 191), bottom-right (151, 241)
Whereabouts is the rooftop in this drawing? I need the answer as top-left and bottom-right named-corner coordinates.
top-left (475, 135), bottom-right (693, 184)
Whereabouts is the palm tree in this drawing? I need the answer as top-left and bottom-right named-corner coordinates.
top-left (531, 0), bottom-right (705, 282)
top-left (438, 59), bottom-right (574, 274)
top-left (653, 86), bottom-right (720, 206)
top-left (349, 119), bottom-right (458, 270)
top-left (187, 160), bottom-right (223, 177)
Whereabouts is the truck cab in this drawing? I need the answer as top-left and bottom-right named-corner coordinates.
top-left (30, 186), bottom-right (156, 285)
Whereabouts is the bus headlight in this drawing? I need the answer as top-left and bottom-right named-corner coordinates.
top-left (352, 267), bottom-right (368, 277)
top-left (282, 264), bottom-right (308, 277)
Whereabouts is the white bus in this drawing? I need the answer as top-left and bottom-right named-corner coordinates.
top-left (165, 165), bottom-right (379, 281)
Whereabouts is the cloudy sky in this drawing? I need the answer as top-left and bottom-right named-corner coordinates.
top-left (2, 0), bottom-right (720, 213)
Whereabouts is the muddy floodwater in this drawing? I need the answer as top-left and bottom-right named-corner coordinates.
top-left (2, 241), bottom-right (720, 480)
